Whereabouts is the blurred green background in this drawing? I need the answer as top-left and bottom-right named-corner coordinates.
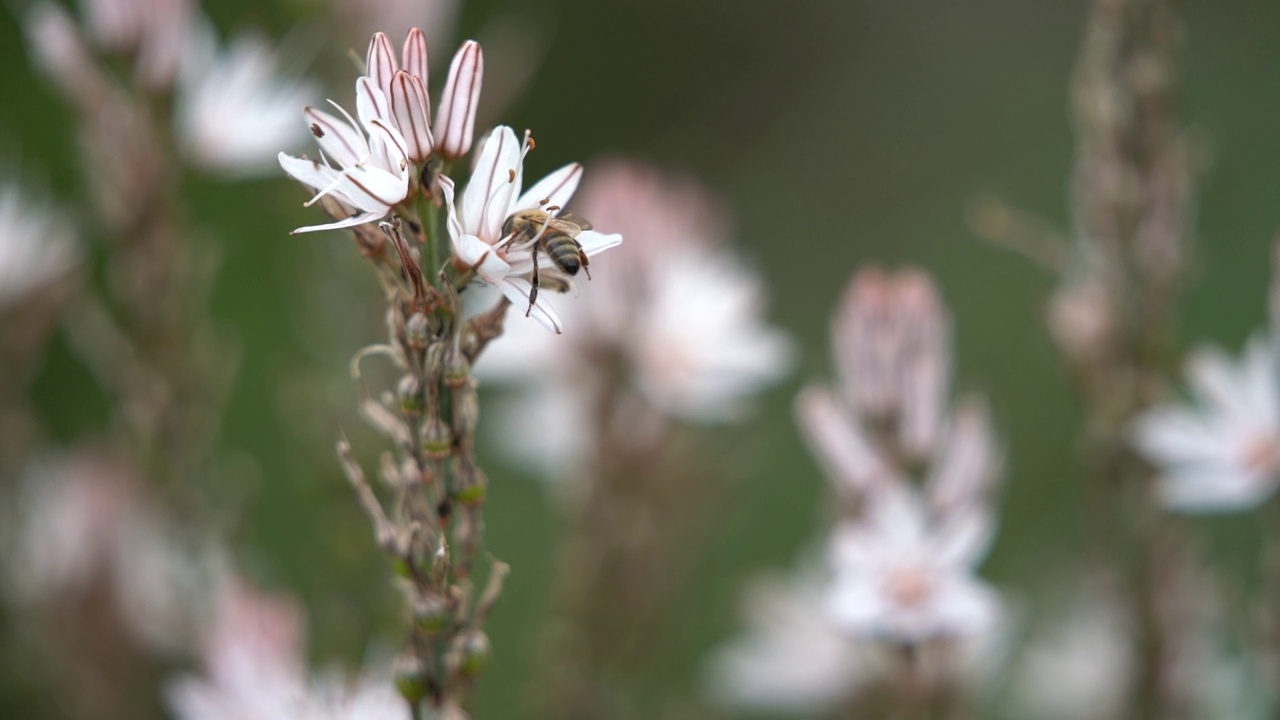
top-left (4, 0), bottom-right (1280, 717)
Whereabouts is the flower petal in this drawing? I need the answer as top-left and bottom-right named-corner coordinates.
top-left (302, 106), bottom-right (364, 168)
top-left (514, 163), bottom-right (582, 215)
top-left (290, 210), bottom-right (385, 235)
top-left (575, 230), bottom-right (623, 257)
top-left (462, 126), bottom-right (520, 241)
top-left (278, 152), bottom-right (339, 191)
top-left (499, 277), bottom-right (563, 334)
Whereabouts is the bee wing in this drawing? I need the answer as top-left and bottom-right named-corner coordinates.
top-left (554, 211), bottom-right (594, 232)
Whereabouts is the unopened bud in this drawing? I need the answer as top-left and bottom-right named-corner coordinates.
top-left (434, 41), bottom-right (483, 160)
top-left (413, 593), bottom-right (451, 634)
top-left (421, 417), bottom-right (454, 458)
top-left (397, 375), bottom-right (423, 416)
top-left (393, 652), bottom-right (429, 703)
top-left (406, 313), bottom-right (431, 350)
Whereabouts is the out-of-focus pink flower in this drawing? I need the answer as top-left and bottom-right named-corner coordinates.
top-left (176, 17), bottom-right (317, 177)
top-left (165, 577), bottom-right (411, 720)
top-left (0, 185), bottom-right (78, 309)
top-left (832, 267), bottom-right (951, 459)
top-left (6, 453), bottom-right (212, 653)
top-left (79, 0), bottom-right (193, 88)
top-left (1133, 334), bottom-right (1280, 513)
top-left (825, 484), bottom-right (1000, 644)
top-left (1048, 275), bottom-right (1114, 363)
top-left (438, 127), bottom-right (622, 333)
top-left (278, 78), bottom-right (412, 233)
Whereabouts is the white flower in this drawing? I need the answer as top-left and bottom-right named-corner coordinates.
top-left (177, 18), bottom-right (317, 177)
top-left (1133, 334), bottom-right (1280, 512)
top-left (438, 126), bottom-right (622, 333)
top-left (627, 244), bottom-right (792, 421)
top-left (433, 40), bottom-right (482, 160)
top-left (80, 0), bottom-right (193, 88)
top-left (278, 77), bottom-right (412, 234)
top-left (0, 185), bottom-right (77, 308)
top-left (826, 484), bottom-right (1000, 644)
top-left (705, 569), bottom-right (866, 714)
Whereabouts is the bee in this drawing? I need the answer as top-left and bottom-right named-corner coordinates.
top-left (500, 207), bottom-right (593, 314)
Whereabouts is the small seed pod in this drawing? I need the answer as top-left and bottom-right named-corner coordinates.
top-left (406, 312), bottom-right (431, 350)
top-left (452, 463), bottom-right (487, 506)
top-left (420, 417), bottom-right (454, 458)
top-left (451, 382), bottom-right (480, 441)
top-left (397, 375), bottom-right (424, 416)
top-left (393, 651), bottom-right (429, 704)
top-left (443, 343), bottom-right (470, 387)
top-left (413, 593), bottom-right (452, 635)
top-left (457, 630), bottom-right (490, 677)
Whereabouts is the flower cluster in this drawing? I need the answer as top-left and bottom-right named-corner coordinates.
top-left (278, 31), bottom-right (621, 331)
top-left (710, 267), bottom-right (1005, 713)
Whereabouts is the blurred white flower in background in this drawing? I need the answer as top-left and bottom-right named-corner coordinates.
top-left (79, 0), bottom-right (192, 88)
top-left (177, 17), bottom-right (317, 177)
top-left (166, 577), bottom-right (410, 720)
top-left (826, 484), bottom-right (1000, 643)
top-left (706, 569), bottom-right (867, 714)
top-left (0, 185), bottom-right (77, 309)
top-left (4, 453), bottom-right (219, 653)
top-left (476, 159), bottom-right (791, 475)
top-left (334, 0), bottom-right (458, 53)
top-left (1134, 334), bottom-right (1280, 512)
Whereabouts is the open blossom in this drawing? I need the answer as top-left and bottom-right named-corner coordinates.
top-left (0, 185), bottom-right (77, 308)
top-left (1133, 334), bottom-right (1280, 512)
top-left (166, 577), bottom-right (410, 720)
top-left (278, 77), bottom-right (411, 233)
top-left (177, 18), bottom-right (316, 176)
top-left (438, 126), bottom-right (622, 333)
top-left (826, 484), bottom-right (1000, 643)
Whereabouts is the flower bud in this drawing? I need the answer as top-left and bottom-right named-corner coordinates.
top-left (421, 417), bottom-right (453, 458)
top-left (397, 375), bottom-right (423, 416)
top-left (406, 312), bottom-right (431, 350)
top-left (365, 31), bottom-right (398, 97)
top-left (434, 41), bottom-right (483, 160)
top-left (402, 28), bottom-right (429, 83)
top-left (390, 71), bottom-right (434, 161)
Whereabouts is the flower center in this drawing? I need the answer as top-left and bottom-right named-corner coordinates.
top-left (1240, 434), bottom-right (1280, 476)
top-left (885, 566), bottom-right (934, 609)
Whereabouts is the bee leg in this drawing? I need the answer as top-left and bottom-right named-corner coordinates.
top-left (526, 260), bottom-right (540, 317)
top-left (580, 251), bottom-right (591, 280)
